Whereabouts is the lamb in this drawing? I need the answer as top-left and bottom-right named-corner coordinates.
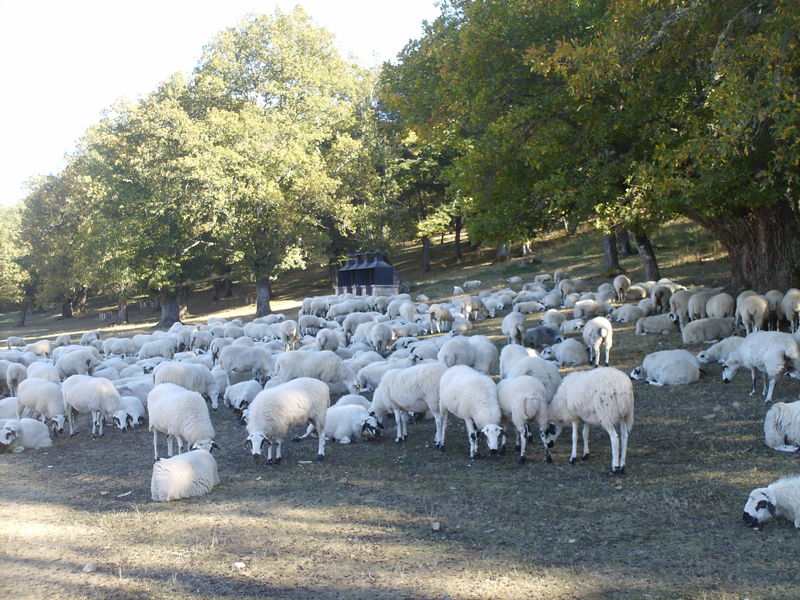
top-left (610, 305), bottom-right (644, 324)
top-left (15, 378), bottom-right (67, 434)
top-left (540, 339), bottom-right (589, 367)
top-left (780, 288), bottom-right (800, 332)
top-left (245, 377), bottom-right (329, 464)
top-left (613, 275), bottom-right (631, 304)
top-left (224, 379), bottom-right (263, 413)
top-left (736, 294), bottom-right (769, 336)
top-left (763, 401), bottom-right (800, 452)
top-left (680, 317), bottom-right (736, 345)
top-left (696, 336), bottom-right (745, 364)
top-left (147, 383), bottom-right (216, 460)
top-left (62, 375), bottom-right (123, 437)
top-left (0, 418), bottom-right (52, 451)
top-left (705, 292), bottom-right (735, 319)
top-left (560, 318), bottom-right (585, 333)
top-left (438, 365), bottom-right (504, 458)
top-left (630, 350), bottom-right (700, 386)
top-left (138, 338), bottom-right (177, 360)
top-left (502, 312), bottom-right (526, 346)
top-left (151, 449), bottom-right (219, 502)
top-left (582, 317), bottom-right (613, 367)
top-left (154, 361), bottom-right (221, 409)
top-left (5, 362), bottom-right (26, 396)
top-left (743, 475), bottom-right (800, 529)
top-left (549, 367), bottom-right (634, 474)
top-left (497, 375), bottom-right (557, 463)
top-left (522, 325), bottom-right (563, 350)
top-left (722, 331), bottom-right (800, 403)
top-left (112, 395), bottom-right (146, 431)
top-left (469, 336), bottom-right (498, 375)
top-left (504, 356), bottom-right (561, 402)
top-left (635, 314), bottom-right (677, 335)
top-left (273, 350), bottom-right (342, 385)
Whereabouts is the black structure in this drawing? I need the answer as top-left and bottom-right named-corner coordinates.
top-left (336, 251), bottom-right (400, 296)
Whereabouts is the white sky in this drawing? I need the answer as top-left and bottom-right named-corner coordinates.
top-left (0, 0), bottom-right (440, 206)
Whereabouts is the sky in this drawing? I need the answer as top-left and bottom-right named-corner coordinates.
top-left (0, 0), bottom-right (441, 207)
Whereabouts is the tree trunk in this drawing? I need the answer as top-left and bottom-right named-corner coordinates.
top-left (212, 281), bottom-right (222, 301)
top-left (156, 291), bottom-right (182, 329)
top-left (223, 278), bottom-right (233, 297)
top-left (422, 236), bottom-right (431, 272)
top-left (522, 241), bottom-right (533, 256)
top-left (176, 287), bottom-right (190, 321)
top-left (60, 298), bottom-right (73, 319)
top-left (632, 230), bottom-right (661, 281)
top-left (454, 215), bottom-right (463, 261)
top-left (328, 263), bottom-right (339, 290)
top-left (118, 298), bottom-right (129, 324)
top-left (618, 229), bottom-right (637, 256)
top-left (16, 301), bottom-right (30, 327)
top-left (256, 278), bottom-right (273, 316)
top-left (496, 244), bottom-right (510, 262)
top-left (603, 233), bottom-right (624, 276)
top-left (694, 202), bottom-right (800, 291)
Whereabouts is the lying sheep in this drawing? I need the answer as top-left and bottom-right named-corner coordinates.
top-left (540, 309), bottom-right (566, 329)
top-left (497, 375), bottom-right (556, 463)
top-left (560, 318), bottom-right (585, 334)
top-left (583, 317), bottom-right (613, 367)
top-left (540, 339), bottom-right (588, 367)
top-left (502, 312), bottom-right (526, 346)
top-left (0, 418), bottom-right (52, 451)
top-left (16, 378), bottom-right (67, 434)
top-left (438, 365), bottom-right (504, 458)
top-left (550, 367), bottom-right (634, 474)
top-left (681, 317), bottom-right (737, 345)
top-left (722, 331), bottom-right (800, 403)
top-left (147, 383), bottom-right (217, 460)
top-left (625, 285), bottom-right (648, 301)
top-left (630, 349), bottom-right (700, 386)
top-left (696, 336), bottom-right (745, 364)
top-left (743, 475), bottom-right (800, 529)
top-left (62, 375), bottom-right (122, 437)
top-left (635, 314), bottom-right (677, 335)
top-left (297, 404), bottom-right (381, 444)
top-left (763, 401), bottom-right (800, 452)
top-left (573, 299), bottom-right (612, 320)
top-left (610, 305), bottom-right (644, 324)
top-left (513, 301), bottom-right (546, 315)
top-left (245, 377), bottom-right (329, 464)
top-left (151, 449), bottom-right (219, 502)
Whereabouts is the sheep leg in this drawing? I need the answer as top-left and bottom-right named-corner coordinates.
top-left (569, 422), bottom-right (579, 464)
top-left (581, 424), bottom-right (591, 460)
top-left (607, 426), bottom-right (621, 474)
top-left (274, 441), bottom-right (283, 464)
top-left (316, 429), bottom-right (325, 461)
top-left (167, 434), bottom-right (174, 457)
top-left (431, 412), bottom-right (444, 448)
top-left (538, 427), bottom-right (553, 463)
top-left (438, 411), bottom-right (448, 452)
top-left (617, 422), bottom-right (629, 474)
top-left (393, 409), bottom-right (405, 442)
top-left (748, 368), bottom-right (757, 396)
top-left (765, 375), bottom-right (777, 404)
top-left (603, 342), bottom-right (610, 367)
top-left (152, 430), bottom-right (159, 461)
top-left (466, 419), bottom-right (479, 459)
top-left (517, 426), bottom-right (527, 464)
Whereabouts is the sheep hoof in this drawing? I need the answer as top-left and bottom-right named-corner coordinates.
top-left (545, 453), bottom-right (553, 464)
top-left (273, 457), bottom-right (282, 465)
top-left (518, 455), bottom-right (526, 465)
top-left (291, 436), bottom-right (302, 442)
top-left (569, 457), bottom-right (578, 465)
top-left (582, 453), bottom-right (590, 461)
top-left (499, 445), bottom-right (507, 456)
top-left (513, 444), bottom-right (521, 453)
top-left (316, 454), bottom-right (325, 462)
top-left (612, 466), bottom-right (625, 475)
top-left (439, 445), bottom-right (445, 453)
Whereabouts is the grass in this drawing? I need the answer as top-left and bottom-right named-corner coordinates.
top-left (2, 218), bottom-right (797, 600)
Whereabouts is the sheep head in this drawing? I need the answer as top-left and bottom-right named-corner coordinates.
top-left (245, 432), bottom-right (269, 458)
top-left (743, 488), bottom-right (778, 527)
top-left (0, 425), bottom-right (18, 445)
top-left (49, 414), bottom-right (66, 435)
top-left (479, 424), bottom-right (505, 455)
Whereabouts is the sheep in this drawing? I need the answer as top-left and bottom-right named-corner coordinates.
top-left (499, 344), bottom-right (537, 378)
top-left (190, 330), bottom-right (214, 353)
top-left (667, 289), bottom-right (693, 328)
top-left (224, 379), bottom-right (263, 413)
top-left (501, 312), bottom-right (526, 346)
top-left (315, 328), bottom-right (340, 352)
top-left (722, 331), bottom-right (800, 403)
top-left (549, 367), bottom-right (634, 474)
top-left (560, 318), bottom-right (585, 334)
top-left (743, 475), bottom-right (800, 529)
top-left (705, 292), bottom-right (735, 319)
top-left (558, 279), bottom-right (589, 298)
top-left (0, 418), bottom-right (52, 451)
top-left (696, 336), bottom-right (745, 364)
top-left (438, 365), bottom-right (504, 458)
top-left (147, 383), bottom-right (216, 460)
top-left (55, 347), bottom-right (99, 379)
top-left (687, 291), bottom-right (714, 322)
top-left (497, 375), bottom-right (557, 463)
top-left (298, 404), bottom-right (382, 444)
top-left (0, 397), bottom-right (19, 419)
top-left (780, 288), bottom-right (800, 332)
top-left (298, 314), bottom-right (325, 336)
top-left (334, 394), bottom-right (371, 409)
top-left (540, 309), bottom-right (566, 329)
top-left (763, 401), bottom-right (800, 453)
top-left (112, 395), bottom-right (146, 431)
top-left (114, 375), bottom-right (155, 405)
top-left (102, 337), bottom-right (137, 357)
top-left (469, 336), bottom-right (499, 375)
top-left (437, 336), bottom-right (475, 368)
top-left (153, 361), bottom-right (220, 409)
top-left (245, 377), bottom-right (329, 464)
top-left (6, 336), bottom-right (26, 349)
top-left (218, 344), bottom-right (274, 385)
top-left (610, 305), bottom-right (644, 324)
top-left (736, 295), bottom-right (769, 336)
top-left (24, 340), bottom-right (52, 357)
top-left (62, 375), bottom-right (123, 437)
top-left (371, 362), bottom-right (447, 443)
top-left (625, 285), bottom-right (648, 301)
top-left (540, 339), bottom-right (589, 367)
top-left (635, 314), bottom-right (677, 335)
top-left (630, 349), bottom-right (701, 386)
top-left (651, 284), bottom-right (673, 314)
top-left (522, 325), bottom-right (563, 350)
top-left (15, 378), bottom-right (67, 434)
top-left (138, 338), bottom-right (176, 360)
top-left (151, 449), bottom-right (219, 502)
top-left (611, 275), bottom-right (631, 304)
top-left (273, 350), bottom-right (342, 385)
top-left (355, 358), bottom-right (414, 392)
top-left (681, 317), bottom-right (736, 345)
top-left (450, 316), bottom-right (473, 335)
top-left (583, 317), bottom-right (613, 367)
top-left (504, 356), bottom-right (561, 402)
top-left (369, 322), bottom-right (393, 355)
top-left (426, 304), bottom-right (453, 334)
top-left (5, 362), bottom-right (26, 396)
top-left (513, 300), bottom-right (545, 315)
top-left (463, 280), bottom-right (481, 291)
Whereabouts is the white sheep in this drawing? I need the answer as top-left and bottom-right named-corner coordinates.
top-left (151, 449), bottom-right (219, 502)
top-left (705, 292), bottom-right (735, 320)
top-left (499, 344), bottom-right (538, 379)
top-left (80, 331), bottom-right (100, 345)
top-left (0, 418), bottom-right (52, 451)
top-left (114, 375), bottom-right (155, 405)
top-left (573, 299), bottom-right (612, 320)
top-left (681, 317), bottom-right (737, 345)
top-left (504, 356), bottom-right (561, 402)
top-left (369, 322), bottom-right (393, 355)
top-left (613, 275), bottom-right (631, 304)
top-left (354, 357), bottom-right (413, 393)
top-left (6, 336), bottom-right (26, 349)
top-left (501, 312), bottom-right (526, 346)
top-left (635, 314), bottom-right (677, 335)
top-left (315, 328), bottom-right (340, 352)
top-left (736, 294), bottom-right (769, 336)
top-left (5, 362), bottom-right (26, 396)
top-left (780, 288), bottom-right (800, 332)
top-left (112, 395), bottom-right (146, 431)
top-left (15, 378), bottom-right (66, 434)
top-left (463, 280), bottom-right (481, 291)
top-left (513, 300), bottom-right (545, 315)
top-left (298, 403), bottom-right (381, 444)
top-left (610, 305), bottom-right (644, 324)
top-left (558, 279), bottom-right (589, 298)
top-left (469, 336), bottom-right (498, 375)
top-left (630, 349), bottom-right (700, 386)
top-left (245, 377), bottom-right (329, 464)
top-left (540, 339), bottom-right (588, 367)
top-left (153, 361), bottom-right (220, 409)
top-left (437, 336), bottom-right (475, 368)
top-left (147, 383), bottom-right (216, 460)
top-left (625, 285), bottom-right (648, 301)
top-left (550, 367), bottom-right (634, 474)
top-left (438, 365), bottom-right (504, 458)
top-left (582, 317), bottom-right (613, 367)
top-left (102, 337), bottom-right (137, 357)
top-left (743, 475), bottom-right (800, 528)
top-left (218, 344), bottom-right (274, 385)
top-left (24, 340), bottom-right (52, 357)
top-left (722, 331), bottom-right (800, 403)
top-left (280, 319), bottom-right (300, 350)
top-left (55, 347), bottom-right (99, 379)
top-left (61, 375), bottom-right (122, 437)
top-left (138, 338), bottom-right (176, 360)
top-left (223, 379), bottom-right (263, 412)
top-left (696, 336), bottom-right (745, 364)
top-left (540, 309), bottom-right (566, 329)
top-left (686, 290), bottom-right (714, 321)
top-left (497, 375), bottom-right (557, 463)
top-left (763, 401), bottom-right (800, 452)
top-left (273, 350), bottom-right (342, 385)
top-left (560, 318), bottom-right (585, 334)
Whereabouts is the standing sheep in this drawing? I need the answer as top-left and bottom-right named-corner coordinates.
top-left (437, 337), bottom-right (475, 368)
top-left (722, 331), bottom-right (800, 403)
top-left (497, 375), bottom-right (557, 463)
top-left (147, 383), bottom-right (216, 460)
top-left (781, 288), bottom-right (800, 332)
top-left (549, 367), bottom-right (634, 474)
top-left (151, 449), bottom-right (219, 502)
top-left (62, 375), bottom-right (123, 437)
top-left (154, 361), bottom-right (221, 409)
top-left (613, 275), bottom-right (631, 304)
top-left (502, 312), bottom-right (526, 346)
top-left (736, 294), bottom-right (769, 336)
top-left (583, 317), bottom-right (613, 367)
top-left (16, 378), bottom-right (67, 434)
top-left (705, 292), bottom-right (735, 320)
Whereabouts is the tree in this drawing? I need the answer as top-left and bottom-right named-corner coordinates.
top-left (0, 205), bottom-right (29, 311)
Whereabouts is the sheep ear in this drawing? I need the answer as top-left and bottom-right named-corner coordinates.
top-left (244, 438), bottom-right (252, 450)
top-left (767, 501), bottom-right (777, 517)
top-left (126, 414), bottom-right (134, 427)
top-left (211, 441), bottom-right (220, 450)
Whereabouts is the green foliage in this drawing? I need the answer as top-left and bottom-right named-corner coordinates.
top-left (0, 205), bottom-right (28, 308)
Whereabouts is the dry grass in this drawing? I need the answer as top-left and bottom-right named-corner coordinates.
top-left (2, 219), bottom-right (798, 599)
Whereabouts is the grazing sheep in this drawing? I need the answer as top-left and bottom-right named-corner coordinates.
top-left (705, 292), bottom-right (735, 320)
top-left (138, 338), bottom-right (177, 360)
top-left (62, 375), bottom-right (122, 437)
top-left (55, 348), bottom-right (99, 379)
top-left (218, 345), bottom-right (274, 385)
top-left (245, 377), bottom-right (329, 464)
top-left (102, 337), bottom-right (138, 357)
top-left (147, 383), bottom-right (216, 460)
top-left (6, 336), bottom-right (26, 349)
top-left (613, 275), bottom-right (631, 304)
top-left (24, 340), bottom-right (52, 357)
top-left (502, 312), bottom-right (526, 346)
top-left (696, 336), bottom-right (745, 364)
top-left (5, 362), bottom-right (26, 396)
top-left (736, 295), bottom-right (769, 336)
top-left (450, 317), bottom-right (473, 335)
top-left (583, 317), bottom-right (613, 367)
top-left (743, 475), bottom-right (800, 529)
top-left (504, 356), bottom-right (561, 402)
top-left (499, 344), bottom-right (538, 379)
top-left (154, 361), bottom-right (221, 409)
top-left (315, 328), bottom-right (340, 352)
top-left (15, 378), bottom-right (66, 434)
top-left (469, 336), bottom-right (499, 375)
top-left (635, 314), bottom-right (677, 335)
top-left (630, 350), bottom-right (701, 386)
top-left (427, 304), bottom-right (453, 334)
top-left (651, 285), bottom-right (673, 315)
top-left (722, 331), bottom-right (800, 403)
top-left (0, 418), bottom-right (52, 451)
top-left (558, 279), bottom-right (589, 298)
top-left (560, 318), bottom-right (585, 333)
top-left (550, 367), bottom-right (634, 474)
top-left (763, 401), bottom-right (800, 452)
top-left (463, 280), bottom-right (481, 291)
top-left (280, 320), bottom-right (301, 351)
top-left (369, 322), bottom-right (393, 355)
top-left (354, 358), bottom-right (413, 393)
top-left (151, 449), bottom-right (219, 502)
top-left (497, 375), bottom-right (557, 463)
top-left (522, 325), bottom-right (563, 350)
top-left (681, 317), bottom-right (737, 345)
top-left (297, 404), bottom-right (381, 444)
top-left (112, 395), bottom-right (146, 431)
top-left (610, 305), bottom-right (644, 324)
top-left (223, 380), bottom-right (263, 413)
top-left (437, 336), bottom-right (475, 368)
top-left (781, 288), bottom-right (800, 332)
top-left (540, 339), bottom-right (589, 367)
top-left (273, 350), bottom-right (342, 385)
top-left (625, 285), bottom-right (648, 301)
top-left (438, 365), bottom-right (504, 458)
top-left (687, 291), bottom-right (715, 322)
top-left (540, 309), bottom-right (567, 329)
